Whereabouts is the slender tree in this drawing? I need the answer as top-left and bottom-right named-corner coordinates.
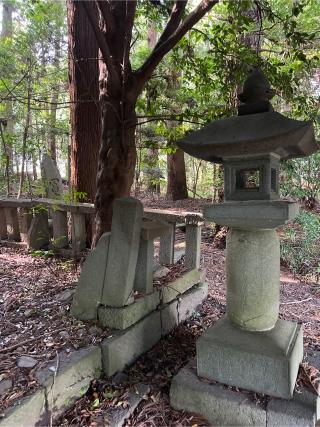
top-left (78, 0), bottom-right (218, 244)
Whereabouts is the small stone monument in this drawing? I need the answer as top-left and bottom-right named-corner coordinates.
top-left (170, 68), bottom-right (319, 424)
top-left (40, 154), bottom-right (63, 198)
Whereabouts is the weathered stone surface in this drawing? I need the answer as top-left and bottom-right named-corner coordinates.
top-left (101, 311), bottom-right (161, 376)
top-left (185, 224), bottom-right (202, 269)
top-left (0, 379), bottom-right (12, 396)
top-left (267, 397), bottom-right (316, 426)
top-left (197, 317), bottom-right (303, 399)
top-left (98, 291), bottom-right (160, 330)
top-left (141, 220), bottom-right (171, 240)
top-left (161, 282), bottom-right (208, 335)
top-left (52, 210), bottom-right (68, 248)
top-left (170, 362), bottom-right (266, 426)
top-left (0, 208), bottom-right (7, 239)
top-left (40, 154), bottom-right (63, 198)
top-left (153, 265), bottom-right (170, 279)
top-left (203, 200), bottom-right (299, 230)
top-left (226, 228), bottom-right (280, 331)
top-left (104, 383), bottom-right (150, 427)
top-left (161, 269), bottom-right (201, 304)
top-left (71, 212), bottom-right (86, 252)
top-left (159, 223), bottom-right (175, 265)
top-left (2, 346), bottom-right (101, 427)
top-left (18, 208), bottom-right (32, 244)
top-left (27, 212), bottom-right (50, 250)
top-left (17, 356), bottom-right (38, 369)
top-left (71, 232), bottom-right (111, 320)
top-left (56, 288), bottom-right (74, 302)
top-left (102, 198), bottom-right (143, 307)
top-left (134, 239), bottom-right (154, 294)
top-left (4, 207), bottom-right (20, 241)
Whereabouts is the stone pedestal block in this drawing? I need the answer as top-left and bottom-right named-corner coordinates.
top-left (226, 228), bottom-right (280, 331)
top-left (0, 208), bottom-right (7, 239)
top-left (196, 317), bottom-right (303, 399)
top-left (134, 239), bottom-right (154, 294)
top-left (18, 208), bottom-right (32, 244)
top-left (28, 212), bottom-right (50, 249)
top-left (102, 198), bottom-right (143, 307)
top-left (4, 207), bottom-right (20, 241)
top-left (52, 210), bottom-right (68, 248)
top-left (71, 213), bottom-right (86, 252)
top-left (159, 223), bottom-right (175, 265)
top-left (185, 223), bottom-right (202, 269)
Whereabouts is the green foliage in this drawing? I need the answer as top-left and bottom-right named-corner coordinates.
top-left (281, 210), bottom-right (320, 279)
top-left (30, 249), bottom-right (54, 259)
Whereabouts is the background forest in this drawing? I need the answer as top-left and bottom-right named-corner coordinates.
top-left (0, 0), bottom-right (319, 277)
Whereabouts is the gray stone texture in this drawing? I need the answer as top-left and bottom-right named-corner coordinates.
top-left (18, 208), bottom-right (32, 244)
top-left (170, 363), bottom-right (267, 426)
top-left (98, 291), bottom-right (160, 330)
top-left (40, 154), bottom-right (63, 198)
top-left (267, 397), bottom-right (316, 426)
top-left (0, 208), bottom-right (7, 239)
top-left (4, 207), bottom-right (20, 240)
top-left (27, 211), bottom-right (50, 249)
top-left (71, 232), bottom-right (111, 320)
top-left (203, 199), bottom-right (300, 230)
top-left (52, 210), bottom-right (68, 248)
top-left (197, 317), bottom-right (303, 399)
top-left (134, 239), bottom-right (154, 294)
top-left (159, 223), bottom-right (175, 264)
top-left (161, 269), bottom-right (201, 304)
top-left (102, 198), bottom-right (143, 307)
top-left (140, 220), bottom-right (171, 240)
top-left (71, 212), bottom-right (86, 252)
top-left (185, 224), bottom-right (202, 269)
top-left (1, 346), bottom-right (101, 427)
top-left (226, 228), bottom-right (280, 331)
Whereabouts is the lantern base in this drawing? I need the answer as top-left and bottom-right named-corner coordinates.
top-left (197, 317), bottom-right (303, 399)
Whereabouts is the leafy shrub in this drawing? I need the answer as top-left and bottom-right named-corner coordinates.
top-left (280, 210), bottom-right (320, 280)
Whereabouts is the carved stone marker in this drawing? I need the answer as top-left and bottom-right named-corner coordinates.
top-left (101, 198), bottom-right (143, 307)
top-left (41, 154), bottom-right (63, 198)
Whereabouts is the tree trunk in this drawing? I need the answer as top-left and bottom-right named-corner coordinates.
top-left (67, 0), bottom-right (101, 203)
top-left (167, 148), bottom-right (188, 200)
top-left (18, 78), bottom-right (32, 198)
top-left (48, 38), bottom-right (61, 163)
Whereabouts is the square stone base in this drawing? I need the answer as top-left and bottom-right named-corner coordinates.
top-left (197, 317), bottom-right (303, 398)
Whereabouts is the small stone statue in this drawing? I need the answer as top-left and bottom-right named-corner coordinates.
top-left (238, 67), bottom-right (275, 115)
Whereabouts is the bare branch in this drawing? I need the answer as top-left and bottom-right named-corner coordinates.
top-left (80, 1), bottom-right (120, 88)
top-left (123, 1), bottom-right (137, 79)
top-left (155, 1), bottom-right (187, 49)
top-left (96, 0), bottom-right (116, 34)
top-left (135, 0), bottom-right (218, 90)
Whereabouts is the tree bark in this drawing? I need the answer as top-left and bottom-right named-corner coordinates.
top-left (167, 148), bottom-right (188, 200)
top-left (48, 38), bottom-right (61, 163)
top-left (67, 0), bottom-right (101, 203)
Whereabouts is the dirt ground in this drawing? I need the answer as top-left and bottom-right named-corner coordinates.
top-left (1, 195), bottom-right (319, 425)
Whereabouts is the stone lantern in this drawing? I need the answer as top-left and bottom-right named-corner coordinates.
top-left (170, 68), bottom-right (319, 421)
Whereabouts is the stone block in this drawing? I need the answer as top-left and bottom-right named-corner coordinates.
top-left (0, 208), bottom-right (7, 239)
top-left (267, 397), bottom-right (316, 426)
top-left (185, 224), bottom-right (202, 269)
top-left (71, 232), bottom-right (110, 320)
top-left (52, 210), bottom-right (68, 248)
top-left (101, 311), bottom-right (161, 376)
top-left (98, 291), bottom-right (160, 330)
top-left (71, 212), bottom-right (86, 252)
top-left (18, 208), bottom-right (32, 244)
top-left (159, 223), bottom-right (175, 265)
top-left (4, 207), bottom-right (20, 240)
top-left (197, 317), bottom-right (303, 399)
top-left (134, 239), bottom-right (154, 294)
top-left (161, 269), bottom-right (201, 304)
top-left (102, 198), bottom-right (143, 307)
top-left (27, 211), bottom-right (50, 249)
top-left (141, 220), bottom-right (171, 240)
top-left (170, 362), bottom-right (266, 426)
top-left (40, 153), bottom-right (63, 198)
top-left (161, 282), bottom-right (208, 335)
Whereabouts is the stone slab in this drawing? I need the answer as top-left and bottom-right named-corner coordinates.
top-left (161, 269), bottom-right (201, 304)
top-left (197, 317), bottom-right (303, 399)
top-left (98, 291), bottom-right (160, 330)
top-left (185, 224), bottom-right (202, 269)
top-left (27, 212), bottom-right (50, 250)
top-left (4, 207), bottom-right (20, 240)
top-left (1, 346), bottom-right (101, 427)
top-left (267, 396), bottom-right (317, 426)
top-left (40, 154), bottom-right (63, 198)
top-left (170, 362), bottom-right (267, 426)
top-left (203, 200), bottom-right (299, 229)
top-left (141, 220), bottom-right (171, 240)
top-left (102, 198), bottom-right (143, 307)
top-left (134, 238), bottom-right (154, 294)
top-left (104, 383), bottom-right (150, 427)
top-left (71, 232), bottom-right (111, 320)
top-left (159, 223), bottom-right (175, 265)
top-left (101, 282), bottom-right (208, 376)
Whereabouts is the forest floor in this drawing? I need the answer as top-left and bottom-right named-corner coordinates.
top-left (0, 195), bottom-right (320, 425)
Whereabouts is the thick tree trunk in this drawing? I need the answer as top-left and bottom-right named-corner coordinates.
top-left (167, 148), bottom-right (188, 200)
top-left (67, 0), bottom-right (101, 203)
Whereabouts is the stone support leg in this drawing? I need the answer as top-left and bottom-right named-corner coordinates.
top-left (4, 208), bottom-right (20, 241)
top-left (185, 223), bottom-right (202, 270)
top-left (28, 211), bottom-right (50, 250)
top-left (226, 228), bottom-right (280, 331)
top-left (134, 239), bottom-right (154, 294)
top-left (52, 211), bottom-right (68, 248)
top-left (0, 208), bottom-right (7, 239)
top-left (71, 213), bottom-right (86, 253)
top-left (18, 208), bottom-right (33, 244)
top-left (159, 223), bottom-right (175, 265)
